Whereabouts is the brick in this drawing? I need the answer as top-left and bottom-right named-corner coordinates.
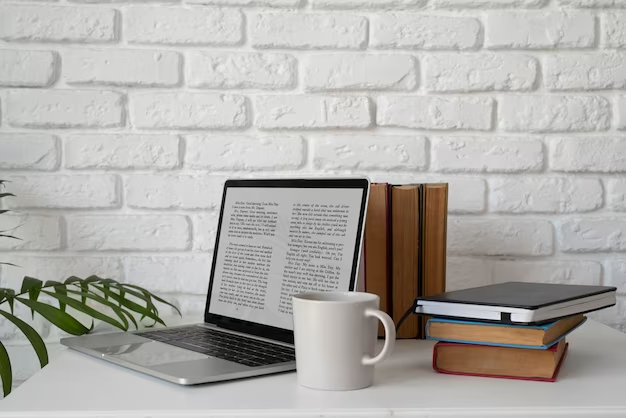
top-left (65, 49), bottom-right (180, 87)
top-left (446, 257), bottom-right (493, 291)
top-left (485, 12), bottom-right (594, 49)
top-left (618, 96), bottom-right (626, 130)
top-left (546, 53), bottom-right (626, 90)
top-left (608, 261), bottom-right (626, 295)
top-left (185, 135), bottom-right (304, 170)
top-left (499, 95), bottom-right (610, 132)
top-left (490, 178), bottom-right (603, 213)
top-left (605, 12), bottom-right (626, 48)
top-left (0, 50), bottom-right (56, 87)
top-left (560, 218), bottom-right (626, 252)
top-left (255, 95), bottom-right (371, 129)
top-left (0, 134), bottom-right (58, 170)
top-left (0, 214), bottom-right (61, 251)
top-left (312, 0), bottom-right (426, 9)
top-left (126, 175), bottom-right (225, 209)
top-left (0, 256), bottom-right (122, 291)
top-left (67, 216), bottom-right (190, 251)
top-left (424, 54), bottom-right (537, 92)
top-left (312, 135), bottom-right (426, 170)
top-left (65, 134), bottom-right (179, 170)
top-left (562, 0), bottom-right (626, 7)
top-left (608, 179), bottom-right (626, 211)
top-left (187, 52), bottom-right (295, 89)
top-left (433, 0), bottom-right (546, 7)
top-left (305, 54), bottom-right (417, 91)
top-left (126, 7), bottom-right (242, 46)
top-left (4, 175), bottom-right (118, 209)
top-left (377, 96), bottom-right (493, 130)
top-left (492, 260), bottom-right (601, 286)
top-left (448, 177), bottom-right (486, 214)
top-left (550, 137), bottom-right (626, 172)
top-left (371, 14), bottom-right (480, 50)
top-left (130, 92), bottom-right (247, 130)
top-left (251, 12), bottom-right (367, 49)
top-left (192, 213), bottom-right (219, 252)
top-left (448, 218), bottom-right (553, 256)
top-left (432, 137), bottom-right (543, 173)
top-left (123, 256), bottom-right (211, 295)
top-left (187, 0), bottom-right (301, 5)
top-left (0, 5), bottom-right (116, 43)
top-left (7, 90), bottom-right (124, 129)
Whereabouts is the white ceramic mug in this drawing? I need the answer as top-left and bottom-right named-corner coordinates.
top-left (292, 291), bottom-right (396, 391)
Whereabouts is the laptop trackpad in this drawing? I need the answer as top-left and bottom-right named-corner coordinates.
top-left (96, 341), bottom-right (208, 367)
top-left (96, 341), bottom-right (250, 377)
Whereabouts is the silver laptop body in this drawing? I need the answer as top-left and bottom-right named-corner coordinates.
top-left (62, 178), bottom-right (370, 385)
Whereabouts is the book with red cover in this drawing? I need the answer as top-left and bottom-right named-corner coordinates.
top-left (432, 340), bottom-right (568, 382)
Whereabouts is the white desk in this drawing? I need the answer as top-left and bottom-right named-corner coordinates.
top-left (2, 320), bottom-right (626, 417)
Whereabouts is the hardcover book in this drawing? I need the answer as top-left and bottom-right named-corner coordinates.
top-left (363, 183), bottom-right (392, 337)
top-left (433, 339), bottom-right (568, 382)
top-left (426, 315), bottom-right (586, 349)
top-left (416, 282), bottom-right (616, 325)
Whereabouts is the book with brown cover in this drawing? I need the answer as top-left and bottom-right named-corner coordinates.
top-left (433, 339), bottom-right (568, 381)
top-left (419, 183), bottom-right (448, 338)
top-left (426, 315), bottom-right (585, 348)
top-left (391, 185), bottom-right (421, 339)
top-left (364, 183), bottom-right (392, 337)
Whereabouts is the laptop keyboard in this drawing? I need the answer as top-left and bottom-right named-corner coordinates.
top-left (136, 326), bottom-right (295, 367)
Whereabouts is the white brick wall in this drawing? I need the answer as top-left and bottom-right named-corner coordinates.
top-left (2, 0), bottom-right (626, 389)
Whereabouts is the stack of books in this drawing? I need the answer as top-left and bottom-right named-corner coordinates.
top-left (362, 183), bottom-right (449, 339)
top-left (417, 282), bottom-right (617, 381)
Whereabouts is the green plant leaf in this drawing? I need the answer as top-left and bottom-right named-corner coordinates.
top-left (84, 276), bottom-right (101, 284)
top-left (0, 289), bottom-right (16, 314)
top-left (0, 210), bottom-right (10, 215)
top-left (0, 193), bottom-right (15, 198)
top-left (64, 276), bottom-right (83, 285)
top-left (0, 310), bottom-right (48, 369)
top-left (120, 308), bottom-right (139, 330)
top-left (110, 284), bottom-right (158, 315)
top-left (44, 281), bottom-right (67, 312)
top-left (41, 291), bottom-right (126, 331)
top-left (0, 234), bottom-right (21, 240)
top-left (16, 298), bottom-right (90, 336)
top-left (63, 277), bottom-right (88, 304)
top-left (0, 262), bottom-right (17, 267)
top-left (124, 284), bottom-right (181, 317)
top-left (91, 285), bottom-right (166, 327)
top-left (0, 341), bottom-right (12, 397)
top-left (21, 277), bottom-right (43, 320)
top-left (64, 289), bottom-right (129, 331)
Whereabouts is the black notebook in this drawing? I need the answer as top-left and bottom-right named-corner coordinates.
top-left (414, 282), bottom-right (616, 325)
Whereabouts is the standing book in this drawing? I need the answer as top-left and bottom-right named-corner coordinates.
top-left (391, 185), bottom-right (421, 339)
top-left (419, 183), bottom-right (448, 337)
top-left (364, 183), bottom-right (392, 337)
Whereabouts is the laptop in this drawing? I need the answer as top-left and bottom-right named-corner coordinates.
top-left (61, 178), bottom-right (370, 385)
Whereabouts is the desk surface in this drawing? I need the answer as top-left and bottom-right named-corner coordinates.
top-left (2, 320), bottom-right (626, 417)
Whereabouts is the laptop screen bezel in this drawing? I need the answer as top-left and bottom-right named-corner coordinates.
top-left (203, 178), bottom-right (370, 344)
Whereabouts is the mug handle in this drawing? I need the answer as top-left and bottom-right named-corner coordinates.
top-left (361, 309), bottom-right (396, 366)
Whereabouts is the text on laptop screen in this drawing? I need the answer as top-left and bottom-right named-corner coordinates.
top-left (208, 187), bottom-right (364, 330)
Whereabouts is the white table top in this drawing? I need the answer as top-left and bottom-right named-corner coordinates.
top-left (2, 319), bottom-right (626, 417)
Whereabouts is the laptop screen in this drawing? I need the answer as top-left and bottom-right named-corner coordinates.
top-left (205, 179), bottom-right (368, 339)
